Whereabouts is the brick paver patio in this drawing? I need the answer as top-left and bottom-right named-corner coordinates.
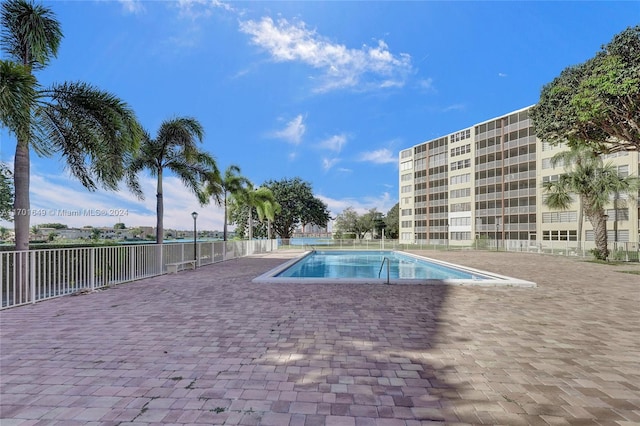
top-left (1, 250), bottom-right (639, 425)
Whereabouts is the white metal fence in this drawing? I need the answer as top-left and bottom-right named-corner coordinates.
top-left (1, 240), bottom-right (278, 310)
top-left (282, 238), bottom-right (640, 261)
top-left (2, 238), bottom-right (636, 310)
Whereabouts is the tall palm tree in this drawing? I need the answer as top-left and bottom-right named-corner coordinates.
top-left (1, 0), bottom-right (142, 252)
top-left (206, 165), bottom-right (250, 241)
top-left (543, 146), bottom-right (638, 260)
top-left (129, 117), bottom-right (219, 244)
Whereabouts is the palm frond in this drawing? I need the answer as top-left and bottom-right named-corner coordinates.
top-left (1, 0), bottom-right (62, 69)
top-left (33, 81), bottom-right (142, 192)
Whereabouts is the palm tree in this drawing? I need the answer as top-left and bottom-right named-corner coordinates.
top-left (1, 0), bottom-right (142, 252)
top-left (129, 117), bottom-right (219, 244)
top-left (206, 165), bottom-right (250, 241)
top-left (543, 146), bottom-right (639, 260)
top-left (234, 185), bottom-right (279, 240)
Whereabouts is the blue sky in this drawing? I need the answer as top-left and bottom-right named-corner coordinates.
top-left (1, 0), bottom-right (638, 232)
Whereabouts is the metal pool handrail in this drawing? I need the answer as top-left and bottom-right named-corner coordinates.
top-left (378, 257), bottom-right (390, 284)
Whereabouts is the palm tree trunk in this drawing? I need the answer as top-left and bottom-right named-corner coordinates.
top-left (593, 212), bottom-right (609, 260)
top-left (156, 171), bottom-right (163, 244)
top-left (247, 207), bottom-right (253, 240)
top-left (13, 136), bottom-right (30, 303)
top-left (577, 196), bottom-right (584, 252)
top-left (13, 138), bottom-right (30, 251)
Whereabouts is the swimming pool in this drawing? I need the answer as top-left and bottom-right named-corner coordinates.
top-left (253, 250), bottom-right (536, 287)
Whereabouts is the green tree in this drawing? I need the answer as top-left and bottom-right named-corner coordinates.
top-left (531, 26), bottom-right (640, 153)
top-left (129, 117), bottom-right (218, 244)
top-left (114, 223), bottom-right (126, 229)
top-left (542, 146), bottom-right (639, 260)
top-left (334, 207), bottom-right (379, 240)
top-left (233, 185), bottom-right (278, 240)
top-left (206, 164), bottom-right (250, 241)
top-left (229, 188), bottom-right (281, 240)
top-left (262, 178), bottom-right (330, 239)
top-left (384, 203), bottom-right (399, 239)
top-left (0, 163), bottom-right (13, 221)
top-left (38, 223), bottom-right (67, 229)
top-left (1, 0), bottom-right (143, 252)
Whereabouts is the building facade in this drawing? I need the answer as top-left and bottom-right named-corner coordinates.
top-left (398, 106), bottom-right (639, 248)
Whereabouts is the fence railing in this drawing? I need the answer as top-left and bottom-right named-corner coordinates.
top-left (1, 239), bottom-right (279, 310)
top-left (282, 238), bottom-right (640, 262)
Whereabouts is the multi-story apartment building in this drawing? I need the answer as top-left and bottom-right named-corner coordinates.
top-left (399, 106), bottom-right (639, 248)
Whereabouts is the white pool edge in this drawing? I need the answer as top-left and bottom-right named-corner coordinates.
top-left (252, 250), bottom-right (537, 288)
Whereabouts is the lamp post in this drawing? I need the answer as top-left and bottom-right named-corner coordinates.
top-left (495, 220), bottom-right (499, 252)
top-left (191, 211), bottom-right (198, 267)
top-left (603, 214), bottom-right (608, 260)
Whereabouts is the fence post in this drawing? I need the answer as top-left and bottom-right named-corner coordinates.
top-left (90, 248), bottom-right (95, 291)
top-left (30, 251), bottom-right (36, 304)
top-left (130, 246), bottom-right (136, 281)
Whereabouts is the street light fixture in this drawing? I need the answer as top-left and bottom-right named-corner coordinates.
top-left (495, 220), bottom-right (500, 252)
top-left (191, 211), bottom-right (198, 267)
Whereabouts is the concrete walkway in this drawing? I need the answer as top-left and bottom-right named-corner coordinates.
top-left (1, 250), bottom-right (639, 425)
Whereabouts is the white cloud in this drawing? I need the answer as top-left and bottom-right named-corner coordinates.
top-left (418, 77), bottom-right (435, 91)
top-left (318, 134), bottom-right (347, 152)
top-left (175, 0), bottom-right (235, 20)
top-left (239, 17), bottom-right (413, 93)
top-left (272, 114), bottom-right (306, 144)
top-left (442, 103), bottom-right (465, 112)
top-left (118, 0), bottom-right (145, 14)
top-left (317, 191), bottom-right (395, 220)
top-left (1, 170), bottom-right (227, 232)
top-left (498, 72), bottom-right (508, 77)
top-left (322, 157), bottom-right (340, 171)
top-left (358, 148), bottom-right (396, 164)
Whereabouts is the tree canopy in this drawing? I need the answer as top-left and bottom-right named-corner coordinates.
top-left (1, 0), bottom-right (142, 251)
top-left (261, 177), bottom-right (330, 239)
top-left (128, 117), bottom-right (217, 244)
top-left (383, 203), bottom-right (399, 239)
top-left (334, 207), bottom-right (380, 239)
top-left (530, 26), bottom-right (640, 153)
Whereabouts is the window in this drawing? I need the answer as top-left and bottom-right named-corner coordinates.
top-left (450, 202), bottom-right (471, 212)
top-left (429, 152), bottom-right (446, 167)
top-left (401, 173), bottom-right (412, 182)
top-left (400, 161), bottom-right (413, 171)
top-left (400, 149), bottom-right (412, 159)
top-left (401, 209), bottom-right (412, 216)
top-left (450, 217), bottom-right (471, 226)
top-left (450, 188), bottom-right (471, 199)
top-left (542, 211), bottom-right (577, 223)
top-left (401, 185), bottom-right (412, 193)
top-left (618, 165), bottom-right (629, 177)
top-left (450, 173), bottom-right (471, 185)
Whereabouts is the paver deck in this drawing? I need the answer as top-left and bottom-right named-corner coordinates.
top-left (1, 250), bottom-right (639, 425)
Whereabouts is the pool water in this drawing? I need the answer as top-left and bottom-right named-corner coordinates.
top-left (275, 250), bottom-right (491, 280)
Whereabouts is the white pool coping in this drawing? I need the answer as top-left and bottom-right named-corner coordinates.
top-left (252, 250), bottom-right (537, 288)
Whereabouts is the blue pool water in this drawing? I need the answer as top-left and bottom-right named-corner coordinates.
top-left (275, 250), bottom-right (492, 280)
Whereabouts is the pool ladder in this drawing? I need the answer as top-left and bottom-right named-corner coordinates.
top-left (378, 257), bottom-right (390, 284)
